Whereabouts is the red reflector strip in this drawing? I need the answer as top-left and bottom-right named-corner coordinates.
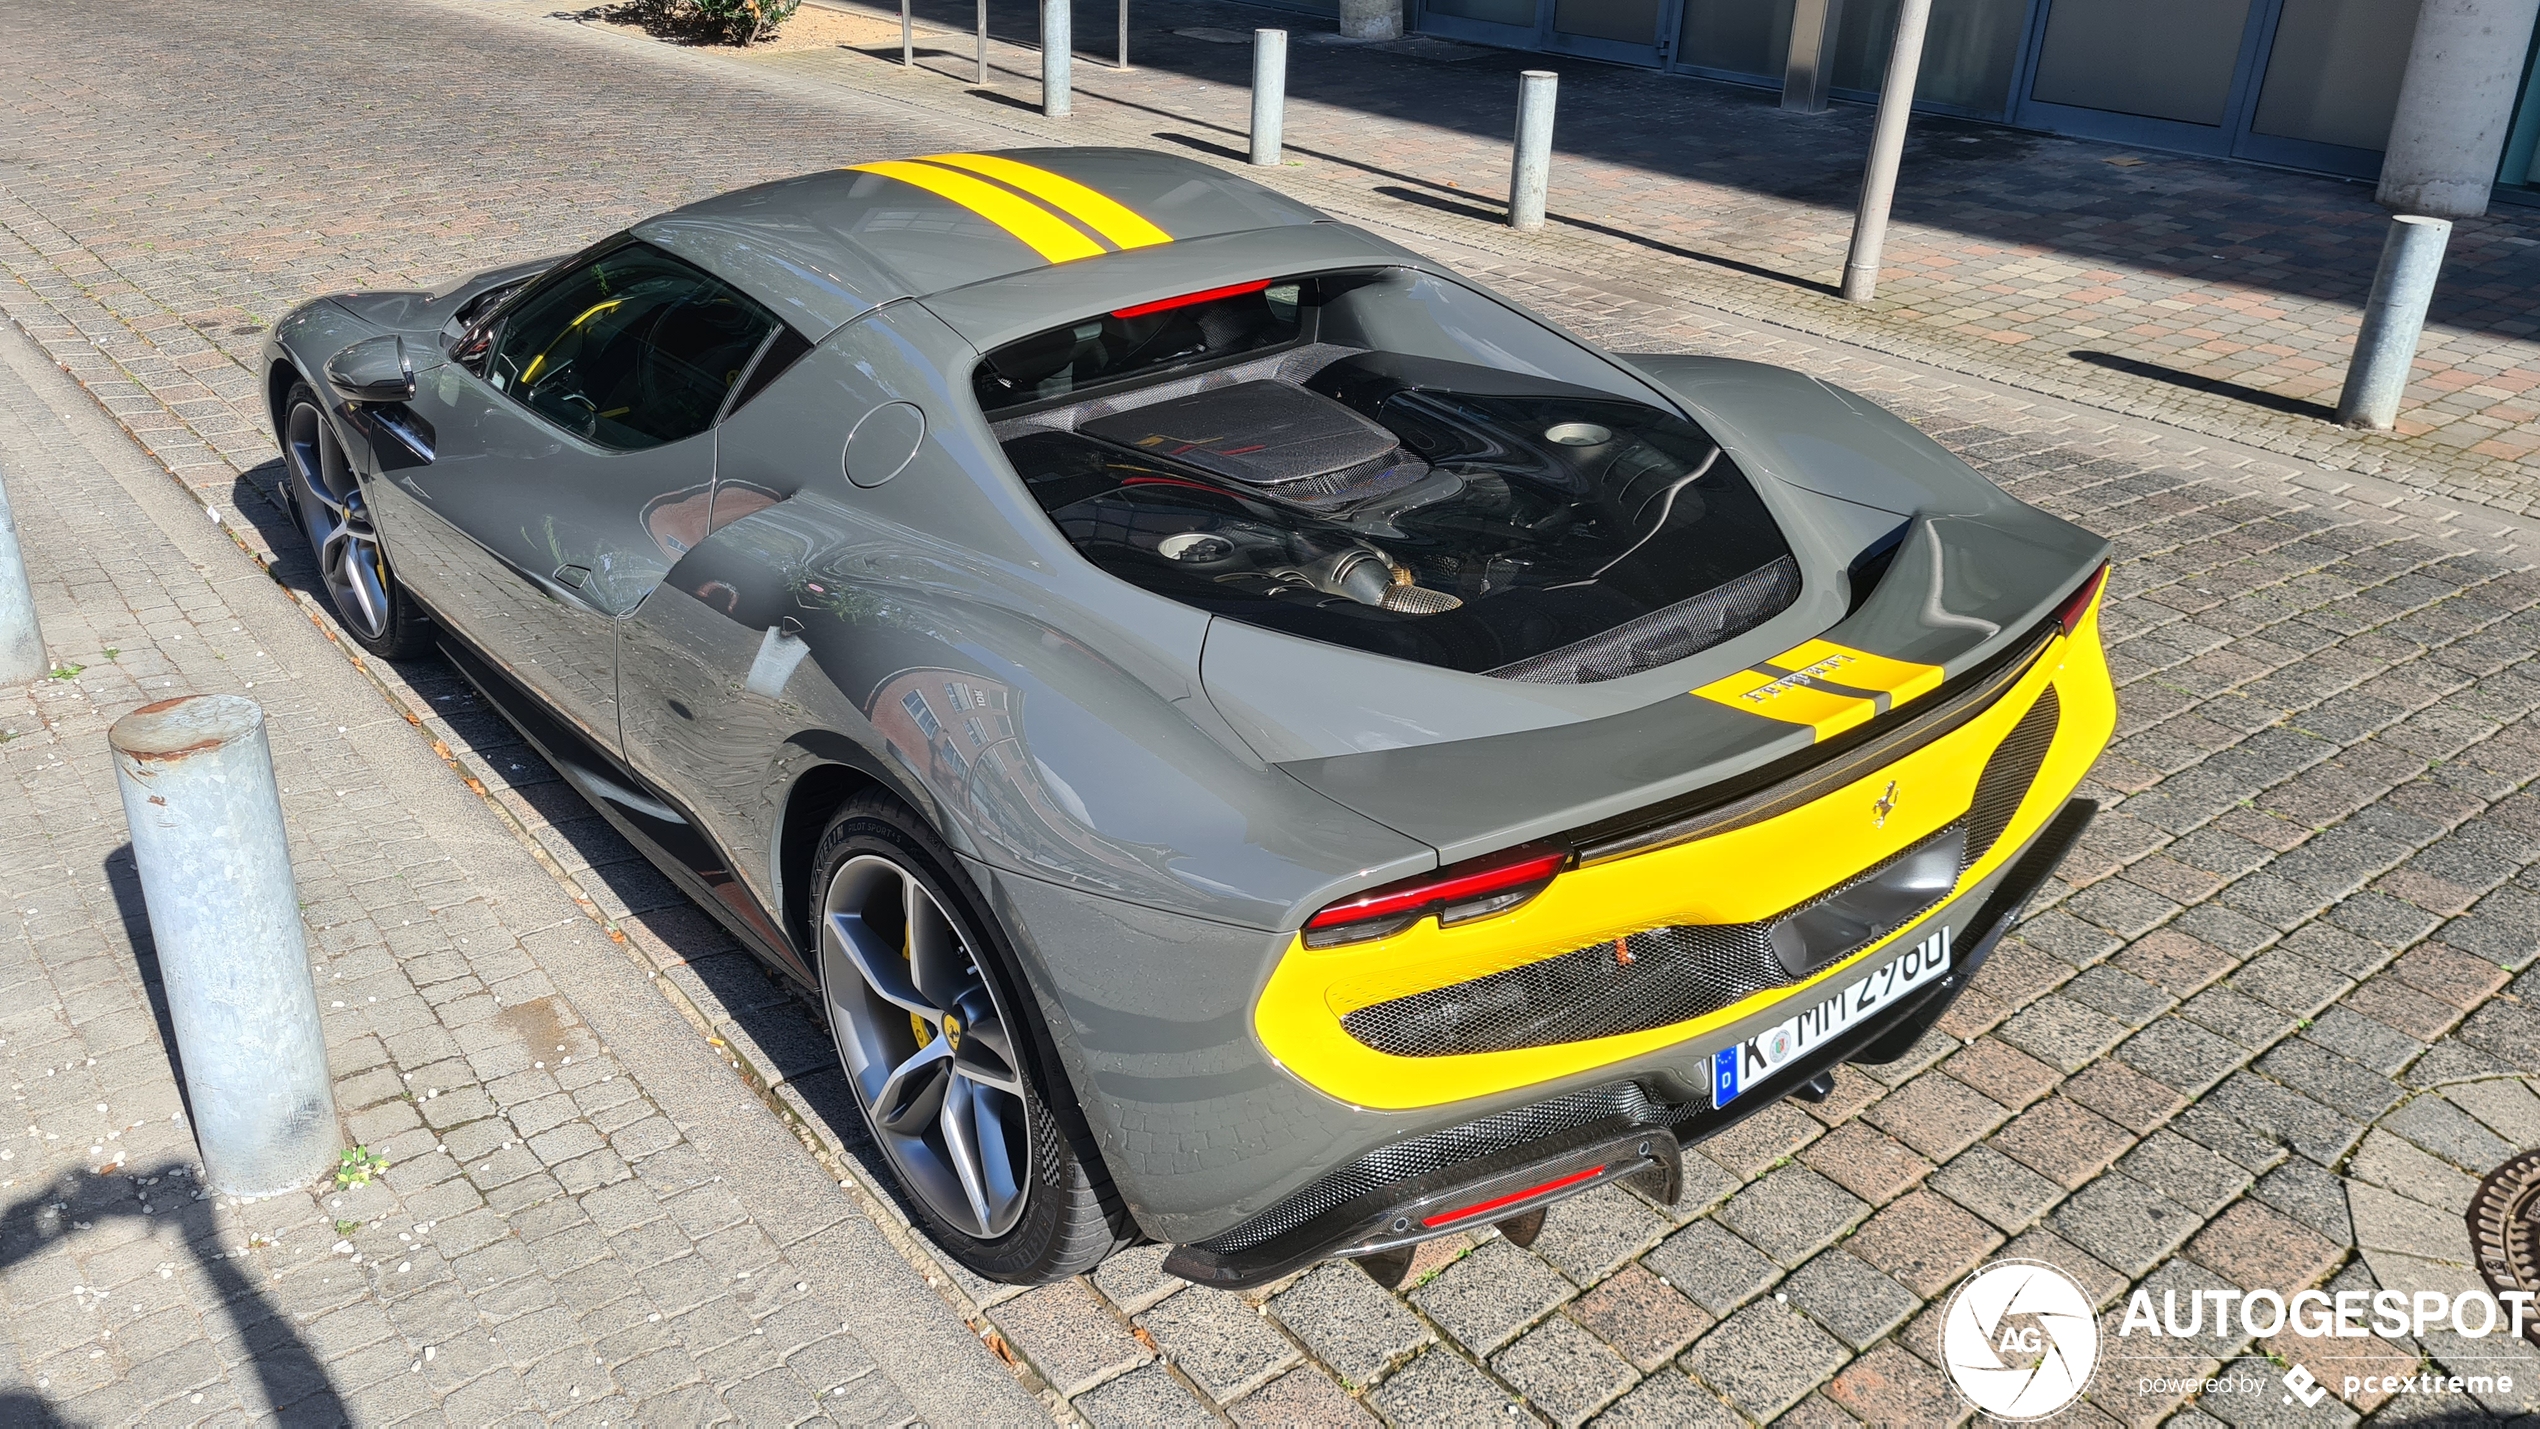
top-left (2057, 562), bottom-right (2109, 636)
top-left (1111, 279), bottom-right (1273, 319)
top-left (1422, 1165), bottom-right (1606, 1229)
top-left (1305, 848), bottom-right (1567, 931)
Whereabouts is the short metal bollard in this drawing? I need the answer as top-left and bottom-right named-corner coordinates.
top-left (0, 468), bottom-right (45, 686)
top-left (2338, 214), bottom-right (2454, 431)
top-left (1043, 0), bottom-right (1072, 116)
top-left (1250, 30), bottom-right (1288, 167)
top-left (1509, 71), bottom-right (1558, 231)
top-left (112, 695), bottom-right (337, 1196)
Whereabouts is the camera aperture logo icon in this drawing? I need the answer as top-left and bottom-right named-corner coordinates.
top-left (1942, 1260), bottom-right (2099, 1420)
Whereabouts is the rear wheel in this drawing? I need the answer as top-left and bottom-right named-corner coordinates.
top-left (281, 382), bottom-right (430, 658)
top-left (812, 792), bottom-right (1130, 1282)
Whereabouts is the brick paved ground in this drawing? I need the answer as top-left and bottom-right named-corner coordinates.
top-left (4, 0), bottom-right (2540, 1422)
top-left (0, 319), bottom-right (1042, 1422)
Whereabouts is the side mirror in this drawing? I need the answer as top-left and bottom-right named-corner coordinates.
top-left (325, 334), bottom-right (415, 404)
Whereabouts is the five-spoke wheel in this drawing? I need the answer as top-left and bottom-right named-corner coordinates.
top-left (280, 382), bottom-right (428, 657)
top-left (823, 852), bottom-right (1033, 1239)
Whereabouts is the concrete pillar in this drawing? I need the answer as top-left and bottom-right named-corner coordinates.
top-left (1251, 31), bottom-right (1288, 167)
top-left (1509, 71), bottom-right (1558, 231)
top-left (1782, 0), bottom-right (1845, 114)
top-left (1840, 0), bottom-right (1932, 301)
top-left (0, 469), bottom-right (44, 685)
top-left (1043, 0), bottom-right (1071, 116)
top-left (111, 695), bottom-right (338, 1196)
top-left (2377, 0), bottom-right (2540, 218)
top-left (1338, 0), bottom-right (1402, 42)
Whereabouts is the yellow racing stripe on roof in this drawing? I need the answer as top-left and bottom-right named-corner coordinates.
top-left (915, 153), bottom-right (1174, 251)
top-left (848, 160), bottom-right (1106, 263)
top-left (1693, 639), bottom-right (1942, 741)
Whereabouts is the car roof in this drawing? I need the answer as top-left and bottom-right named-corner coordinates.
top-left (633, 148), bottom-right (1327, 336)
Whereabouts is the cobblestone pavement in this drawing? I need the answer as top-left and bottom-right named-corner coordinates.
top-left (4, 0), bottom-right (2540, 1423)
top-left (0, 318), bottom-right (1046, 1422)
top-left (777, 0), bottom-right (2540, 518)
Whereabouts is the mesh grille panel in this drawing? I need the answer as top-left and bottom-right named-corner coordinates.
top-left (1967, 687), bottom-right (2061, 863)
top-left (1196, 1081), bottom-right (1667, 1253)
top-left (1341, 924), bottom-right (1792, 1059)
top-left (1490, 554), bottom-right (1801, 685)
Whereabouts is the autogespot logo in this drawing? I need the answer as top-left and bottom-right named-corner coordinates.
top-left (1942, 1260), bottom-right (2100, 1420)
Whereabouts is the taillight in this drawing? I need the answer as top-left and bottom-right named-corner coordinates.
top-left (2056, 562), bottom-right (2109, 637)
top-left (1303, 844), bottom-right (1567, 948)
top-left (1110, 280), bottom-right (1272, 320)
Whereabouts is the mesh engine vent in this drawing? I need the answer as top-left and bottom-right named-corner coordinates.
top-left (1967, 686), bottom-right (2061, 863)
top-left (1341, 823), bottom-right (1966, 1060)
top-left (1489, 554), bottom-right (1801, 685)
top-left (1341, 924), bottom-right (1790, 1059)
top-left (1196, 1080), bottom-right (1668, 1254)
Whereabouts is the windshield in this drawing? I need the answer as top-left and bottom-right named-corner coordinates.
top-left (982, 268), bottom-right (1799, 683)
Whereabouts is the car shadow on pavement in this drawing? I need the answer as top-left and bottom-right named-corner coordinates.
top-left (0, 1162), bottom-right (346, 1424)
top-left (2068, 350), bottom-right (2340, 423)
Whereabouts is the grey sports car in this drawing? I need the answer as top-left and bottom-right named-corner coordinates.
top-left (264, 147), bottom-right (2116, 1288)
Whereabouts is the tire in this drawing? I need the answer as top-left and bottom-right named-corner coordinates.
top-left (810, 791), bottom-right (1131, 1283)
top-left (279, 381), bottom-right (432, 658)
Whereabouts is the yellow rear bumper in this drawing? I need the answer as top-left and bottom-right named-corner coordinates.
top-left (1254, 596), bottom-right (2117, 1110)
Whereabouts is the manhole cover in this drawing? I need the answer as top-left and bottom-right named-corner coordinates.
top-left (2470, 1147), bottom-right (2540, 1350)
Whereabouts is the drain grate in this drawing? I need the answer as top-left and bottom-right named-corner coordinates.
top-left (2469, 1146), bottom-right (2540, 1350)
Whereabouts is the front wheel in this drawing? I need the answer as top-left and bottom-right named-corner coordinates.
top-left (812, 792), bottom-right (1130, 1283)
top-left (280, 382), bottom-right (431, 658)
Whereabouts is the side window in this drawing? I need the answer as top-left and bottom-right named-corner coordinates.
top-left (487, 244), bottom-right (783, 451)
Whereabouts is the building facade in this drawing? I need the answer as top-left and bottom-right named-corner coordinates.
top-left (1402, 0), bottom-right (2540, 205)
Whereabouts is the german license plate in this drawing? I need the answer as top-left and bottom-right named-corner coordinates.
top-left (1711, 928), bottom-right (1952, 1109)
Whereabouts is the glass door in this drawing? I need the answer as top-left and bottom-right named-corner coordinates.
top-left (1546, 0), bottom-right (1673, 65)
top-left (2014, 0), bottom-right (2421, 177)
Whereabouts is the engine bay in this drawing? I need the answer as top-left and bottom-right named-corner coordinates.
top-left (984, 272), bottom-right (1800, 683)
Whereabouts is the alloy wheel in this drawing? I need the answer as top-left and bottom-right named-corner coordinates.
top-left (821, 853), bottom-right (1031, 1239)
top-left (284, 399), bottom-right (393, 641)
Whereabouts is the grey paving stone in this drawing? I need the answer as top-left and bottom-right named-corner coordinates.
top-left (1641, 1220), bottom-right (1782, 1317)
top-left (1528, 1184), bottom-right (1667, 1286)
top-left (2200, 1072), bottom-right (2366, 1167)
top-left (1140, 1288), bottom-right (1299, 1404)
top-left (990, 1280), bottom-right (1149, 1398)
top-left (1995, 996), bottom-right (2130, 1073)
top-left (1267, 1262), bottom-right (1429, 1388)
top-left (1929, 1144), bottom-right (2066, 1233)
top-left (2047, 1175), bottom-right (2201, 1277)
top-left (1587, 1370), bottom-right (1741, 1428)
top-left (2183, 984), bottom-right (2302, 1047)
top-left (1409, 1237), bottom-right (1576, 1356)
top-left (1489, 1314), bottom-right (1638, 1428)
top-left (1681, 1299), bottom-right (1850, 1423)
top-left (1228, 1365), bottom-right (1378, 1427)
top-left (2115, 1131), bottom-right (2255, 1219)
top-left (1366, 1347), bottom-right (1523, 1424)
top-left (1713, 1166), bottom-right (1871, 1271)
top-left (1090, 1243), bottom-right (1183, 1317)
top-left (1776, 1251), bottom-right (1918, 1352)
top-left (2256, 1040), bottom-right (2406, 1120)
top-left (2379, 1090), bottom-right (2519, 1171)
top-left (2116, 1015), bottom-right (2250, 1094)
top-left (1073, 1362), bottom-right (1216, 1428)
top-left (2301, 1006), bottom-right (2427, 1076)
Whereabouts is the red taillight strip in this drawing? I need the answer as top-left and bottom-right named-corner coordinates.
top-left (1305, 846), bottom-right (1567, 931)
top-left (2057, 562), bottom-right (2109, 637)
top-left (1421, 1165), bottom-right (1606, 1228)
top-left (1111, 279), bottom-right (1272, 319)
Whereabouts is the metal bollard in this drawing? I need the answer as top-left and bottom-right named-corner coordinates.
top-left (1509, 70), bottom-right (1557, 231)
top-left (2338, 215), bottom-right (2454, 430)
top-left (1043, 0), bottom-right (1072, 116)
top-left (112, 695), bottom-right (337, 1196)
top-left (1840, 0), bottom-right (1932, 301)
top-left (1118, 0), bottom-right (1130, 69)
top-left (0, 469), bottom-right (44, 686)
top-left (1250, 30), bottom-right (1288, 167)
top-left (901, 0), bottom-right (913, 66)
top-left (977, 0), bottom-right (990, 84)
